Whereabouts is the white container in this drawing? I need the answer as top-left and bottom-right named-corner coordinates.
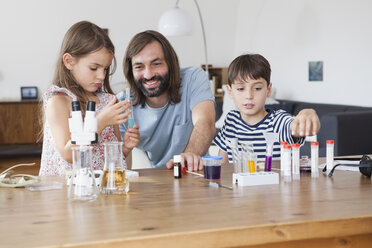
top-left (326, 140), bottom-right (334, 173)
top-left (292, 144), bottom-right (300, 180)
top-left (311, 142), bottom-right (319, 178)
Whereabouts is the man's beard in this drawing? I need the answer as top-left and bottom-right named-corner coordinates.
top-left (134, 73), bottom-right (169, 98)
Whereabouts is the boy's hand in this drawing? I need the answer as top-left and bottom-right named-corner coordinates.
top-left (166, 152), bottom-right (203, 171)
top-left (97, 98), bottom-right (130, 130)
top-left (123, 125), bottom-right (140, 156)
top-left (291, 109), bottom-right (320, 137)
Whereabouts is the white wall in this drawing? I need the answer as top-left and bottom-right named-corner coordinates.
top-left (2, 0), bottom-right (371, 107)
top-left (0, 0), bottom-right (238, 100)
top-left (235, 0), bottom-right (372, 107)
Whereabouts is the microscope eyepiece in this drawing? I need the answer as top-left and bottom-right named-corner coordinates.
top-left (71, 101), bottom-right (81, 111)
top-left (86, 101), bottom-right (96, 111)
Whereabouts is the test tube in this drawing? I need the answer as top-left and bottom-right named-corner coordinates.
top-left (229, 138), bottom-right (242, 173)
top-left (125, 88), bottom-right (135, 128)
top-left (283, 144), bottom-right (292, 182)
top-left (247, 143), bottom-right (256, 173)
top-left (311, 142), bottom-right (319, 178)
top-left (292, 143), bottom-right (300, 180)
top-left (264, 143), bottom-right (273, 172)
top-left (326, 140), bottom-right (334, 173)
top-left (280, 141), bottom-right (288, 176)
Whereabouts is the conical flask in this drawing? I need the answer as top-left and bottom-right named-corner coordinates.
top-left (68, 146), bottom-right (99, 201)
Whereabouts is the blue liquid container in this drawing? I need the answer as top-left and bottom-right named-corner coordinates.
top-left (128, 118), bottom-right (135, 129)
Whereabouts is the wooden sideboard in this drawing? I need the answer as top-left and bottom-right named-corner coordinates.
top-left (0, 101), bottom-right (41, 144)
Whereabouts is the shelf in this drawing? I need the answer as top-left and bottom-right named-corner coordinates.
top-left (201, 66), bottom-right (228, 99)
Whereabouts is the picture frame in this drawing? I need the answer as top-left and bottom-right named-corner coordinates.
top-left (21, 86), bottom-right (38, 100)
top-left (309, 61), bottom-right (323, 82)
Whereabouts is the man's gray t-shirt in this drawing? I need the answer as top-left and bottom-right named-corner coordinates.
top-left (118, 67), bottom-right (214, 168)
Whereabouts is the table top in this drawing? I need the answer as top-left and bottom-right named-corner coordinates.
top-left (1, 162), bottom-right (372, 248)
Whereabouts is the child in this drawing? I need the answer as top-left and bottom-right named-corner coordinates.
top-left (40, 21), bottom-right (139, 176)
top-left (214, 54), bottom-right (320, 163)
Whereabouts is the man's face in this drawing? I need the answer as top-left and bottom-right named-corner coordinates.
top-left (131, 41), bottom-right (169, 97)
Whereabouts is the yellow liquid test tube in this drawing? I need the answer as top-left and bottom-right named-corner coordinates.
top-left (248, 160), bottom-right (256, 173)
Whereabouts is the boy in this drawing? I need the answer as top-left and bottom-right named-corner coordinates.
top-left (214, 54), bottom-right (320, 163)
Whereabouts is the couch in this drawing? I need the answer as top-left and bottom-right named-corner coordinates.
top-left (215, 98), bottom-right (372, 157)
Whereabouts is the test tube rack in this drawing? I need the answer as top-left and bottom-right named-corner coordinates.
top-left (233, 172), bottom-right (279, 187)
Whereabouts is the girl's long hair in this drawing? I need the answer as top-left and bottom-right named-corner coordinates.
top-left (38, 21), bottom-right (116, 142)
top-left (54, 20), bottom-right (116, 111)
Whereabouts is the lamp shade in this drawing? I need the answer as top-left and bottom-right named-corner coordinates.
top-left (158, 7), bottom-right (193, 36)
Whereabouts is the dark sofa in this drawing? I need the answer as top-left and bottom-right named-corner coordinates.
top-left (215, 99), bottom-right (372, 157)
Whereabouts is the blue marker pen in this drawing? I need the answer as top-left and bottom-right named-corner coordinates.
top-left (125, 88), bottom-right (135, 129)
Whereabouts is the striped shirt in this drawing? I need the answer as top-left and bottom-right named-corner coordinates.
top-left (214, 109), bottom-right (304, 162)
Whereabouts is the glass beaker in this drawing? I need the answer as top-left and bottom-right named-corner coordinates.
top-left (101, 141), bottom-right (129, 194)
top-left (68, 146), bottom-right (99, 201)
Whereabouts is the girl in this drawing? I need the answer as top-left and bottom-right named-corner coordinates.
top-left (40, 21), bottom-right (139, 176)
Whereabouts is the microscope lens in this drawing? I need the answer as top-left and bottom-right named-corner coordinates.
top-left (71, 101), bottom-right (81, 111)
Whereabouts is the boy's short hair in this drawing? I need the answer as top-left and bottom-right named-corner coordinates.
top-left (228, 54), bottom-right (271, 86)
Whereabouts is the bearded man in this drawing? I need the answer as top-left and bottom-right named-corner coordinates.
top-left (118, 30), bottom-right (215, 170)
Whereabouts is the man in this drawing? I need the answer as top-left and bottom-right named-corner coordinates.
top-left (119, 30), bottom-right (215, 171)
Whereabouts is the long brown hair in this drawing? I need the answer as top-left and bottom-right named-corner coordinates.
top-left (54, 20), bottom-right (116, 111)
top-left (38, 21), bottom-right (116, 142)
top-left (123, 30), bottom-right (181, 107)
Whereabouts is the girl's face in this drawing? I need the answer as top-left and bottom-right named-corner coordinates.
top-left (64, 47), bottom-right (113, 94)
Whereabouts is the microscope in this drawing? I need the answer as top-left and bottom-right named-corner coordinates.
top-left (69, 101), bottom-right (98, 146)
top-left (67, 101), bottom-right (100, 201)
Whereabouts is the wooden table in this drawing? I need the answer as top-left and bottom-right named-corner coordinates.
top-left (1, 162), bottom-right (372, 248)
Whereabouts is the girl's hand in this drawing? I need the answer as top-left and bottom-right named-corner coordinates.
top-left (97, 97), bottom-right (130, 134)
top-left (123, 125), bottom-right (140, 156)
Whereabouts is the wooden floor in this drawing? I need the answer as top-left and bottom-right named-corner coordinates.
top-left (0, 155), bottom-right (41, 175)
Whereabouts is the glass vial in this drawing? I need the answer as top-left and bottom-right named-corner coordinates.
top-left (292, 143), bottom-right (300, 180)
top-left (326, 140), bottom-right (334, 173)
top-left (311, 142), bottom-right (319, 178)
top-left (280, 141), bottom-right (288, 176)
top-left (264, 143), bottom-right (273, 172)
top-left (174, 155), bottom-right (182, 179)
top-left (283, 144), bottom-right (292, 182)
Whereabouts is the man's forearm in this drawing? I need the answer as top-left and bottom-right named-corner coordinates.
top-left (184, 120), bottom-right (216, 156)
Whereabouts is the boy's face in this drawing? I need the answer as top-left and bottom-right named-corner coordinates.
top-left (227, 76), bottom-right (272, 125)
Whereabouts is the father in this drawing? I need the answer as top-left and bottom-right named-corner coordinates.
top-left (119, 30), bottom-right (216, 171)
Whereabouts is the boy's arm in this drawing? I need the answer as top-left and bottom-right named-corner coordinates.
top-left (290, 109), bottom-right (320, 137)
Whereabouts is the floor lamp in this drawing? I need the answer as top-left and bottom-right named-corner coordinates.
top-left (158, 0), bottom-right (209, 78)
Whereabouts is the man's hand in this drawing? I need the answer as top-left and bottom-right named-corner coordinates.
top-left (290, 109), bottom-right (320, 137)
top-left (123, 125), bottom-right (140, 156)
top-left (166, 152), bottom-right (203, 171)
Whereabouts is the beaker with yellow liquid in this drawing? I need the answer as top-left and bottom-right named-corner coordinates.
top-left (101, 141), bottom-right (129, 194)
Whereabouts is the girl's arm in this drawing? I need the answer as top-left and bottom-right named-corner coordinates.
top-left (45, 95), bottom-right (74, 163)
top-left (97, 98), bottom-right (131, 135)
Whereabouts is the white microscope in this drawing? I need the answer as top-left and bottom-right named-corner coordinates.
top-left (67, 101), bottom-right (100, 201)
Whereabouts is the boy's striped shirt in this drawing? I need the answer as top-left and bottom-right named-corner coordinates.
top-left (214, 109), bottom-right (304, 162)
